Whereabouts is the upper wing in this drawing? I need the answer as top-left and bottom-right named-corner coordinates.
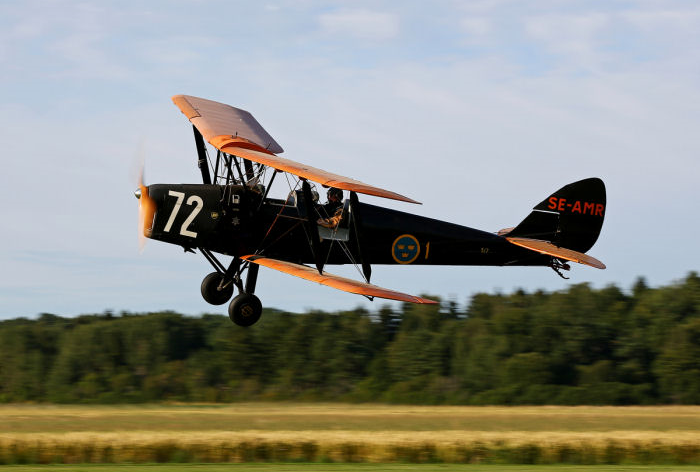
top-left (172, 94), bottom-right (419, 204)
top-left (242, 255), bottom-right (438, 304)
top-left (172, 94), bottom-right (283, 153)
top-left (506, 237), bottom-right (606, 269)
top-left (222, 146), bottom-right (420, 204)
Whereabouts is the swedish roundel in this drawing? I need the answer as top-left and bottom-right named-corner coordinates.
top-left (392, 234), bottom-right (420, 264)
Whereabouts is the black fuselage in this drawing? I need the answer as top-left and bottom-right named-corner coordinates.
top-left (145, 183), bottom-right (548, 268)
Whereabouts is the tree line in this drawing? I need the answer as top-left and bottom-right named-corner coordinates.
top-left (1, 273), bottom-right (699, 404)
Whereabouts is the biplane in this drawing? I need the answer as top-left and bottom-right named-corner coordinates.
top-left (135, 95), bottom-right (606, 326)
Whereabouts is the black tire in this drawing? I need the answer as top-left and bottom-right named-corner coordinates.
top-left (228, 293), bottom-right (262, 327)
top-left (200, 272), bottom-right (234, 305)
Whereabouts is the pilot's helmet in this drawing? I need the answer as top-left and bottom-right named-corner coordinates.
top-left (327, 187), bottom-right (343, 202)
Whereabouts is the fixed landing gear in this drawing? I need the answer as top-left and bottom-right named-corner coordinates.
top-left (228, 293), bottom-right (262, 326)
top-left (199, 250), bottom-right (264, 327)
top-left (200, 272), bottom-right (234, 305)
top-left (228, 262), bottom-right (261, 327)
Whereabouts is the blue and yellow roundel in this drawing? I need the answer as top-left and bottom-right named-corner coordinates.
top-left (392, 234), bottom-right (420, 264)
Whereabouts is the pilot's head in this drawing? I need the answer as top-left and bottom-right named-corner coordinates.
top-left (327, 187), bottom-right (343, 203)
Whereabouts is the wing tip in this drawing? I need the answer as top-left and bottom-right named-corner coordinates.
top-left (416, 297), bottom-right (439, 304)
top-left (172, 94), bottom-right (200, 119)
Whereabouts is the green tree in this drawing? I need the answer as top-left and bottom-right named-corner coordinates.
top-left (655, 318), bottom-right (700, 403)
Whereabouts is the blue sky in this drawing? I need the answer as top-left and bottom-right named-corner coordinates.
top-left (1, 1), bottom-right (699, 318)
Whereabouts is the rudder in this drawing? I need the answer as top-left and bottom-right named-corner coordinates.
top-left (505, 177), bottom-right (606, 253)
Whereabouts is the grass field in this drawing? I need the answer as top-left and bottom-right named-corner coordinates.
top-left (5, 404), bottom-right (700, 433)
top-left (2, 404), bottom-right (700, 465)
top-left (5, 465), bottom-right (700, 472)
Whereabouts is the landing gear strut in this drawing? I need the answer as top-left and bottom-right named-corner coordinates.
top-left (200, 272), bottom-right (234, 305)
top-left (198, 249), bottom-right (264, 327)
top-left (199, 251), bottom-right (239, 305)
top-left (228, 263), bottom-right (262, 327)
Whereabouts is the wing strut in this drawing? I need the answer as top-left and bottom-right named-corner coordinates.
top-left (349, 191), bottom-right (371, 283)
top-left (243, 159), bottom-right (255, 182)
top-left (231, 154), bottom-right (247, 185)
top-left (302, 180), bottom-right (325, 274)
top-left (192, 125), bottom-right (212, 185)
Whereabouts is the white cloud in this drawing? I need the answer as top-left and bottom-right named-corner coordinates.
top-left (622, 6), bottom-right (700, 32)
top-left (318, 9), bottom-right (399, 41)
top-left (459, 17), bottom-right (493, 44)
top-left (524, 12), bottom-right (611, 71)
top-left (0, 1), bottom-right (132, 80)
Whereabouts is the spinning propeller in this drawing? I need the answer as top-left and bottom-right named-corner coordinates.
top-left (134, 165), bottom-right (156, 252)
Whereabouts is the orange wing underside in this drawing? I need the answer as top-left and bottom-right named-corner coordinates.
top-left (241, 255), bottom-right (438, 304)
top-left (223, 146), bottom-right (419, 203)
top-left (172, 94), bottom-right (419, 204)
top-left (506, 237), bottom-right (606, 269)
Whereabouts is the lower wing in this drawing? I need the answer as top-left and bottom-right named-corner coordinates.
top-left (242, 255), bottom-right (437, 304)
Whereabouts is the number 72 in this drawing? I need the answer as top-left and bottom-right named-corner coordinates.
top-left (163, 191), bottom-right (203, 238)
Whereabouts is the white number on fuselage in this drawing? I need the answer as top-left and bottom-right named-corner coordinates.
top-left (164, 191), bottom-right (203, 238)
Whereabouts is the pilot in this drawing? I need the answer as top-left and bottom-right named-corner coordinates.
top-left (317, 187), bottom-right (344, 228)
top-left (321, 187), bottom-right (343, 216)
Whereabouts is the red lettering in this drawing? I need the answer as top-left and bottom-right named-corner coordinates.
top-left (550, 199), bottom-right (603, 216)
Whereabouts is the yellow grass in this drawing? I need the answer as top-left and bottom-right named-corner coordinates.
top-left (4, 404), bottom-right (700, 433)
top-left (2, 404), bottom-right (700, 464)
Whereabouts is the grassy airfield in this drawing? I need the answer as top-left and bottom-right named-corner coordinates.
top-left (2, 404), bottom-right (700, 465)
top-left (5, 466), bottom-right (700, 472)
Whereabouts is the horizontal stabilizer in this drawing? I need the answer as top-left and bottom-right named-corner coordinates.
top-left (506, 237), bottom-right (606, 269)
top-left (242, 255), bottom-right (438, 304)
top-left (173, 94), bottom-right (419, 204)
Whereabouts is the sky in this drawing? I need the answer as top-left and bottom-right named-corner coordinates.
top-left (1, 0), bottom-right (699, 319)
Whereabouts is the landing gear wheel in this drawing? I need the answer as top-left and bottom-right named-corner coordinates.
top-left (228, 293), bottom-right (262, 327)
top-left (200, 272), bottom-right (234, 305)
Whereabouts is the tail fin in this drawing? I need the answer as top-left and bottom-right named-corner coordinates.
top-left (504, 177), bottom-right (606, 253)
